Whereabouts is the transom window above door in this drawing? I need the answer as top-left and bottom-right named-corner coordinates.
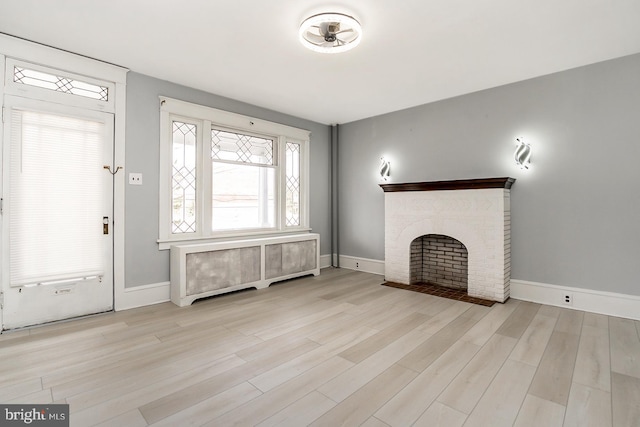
top-left (158, 97), bottom-right (310, 249)
top-left (5, 58), bottom-right (116, 112)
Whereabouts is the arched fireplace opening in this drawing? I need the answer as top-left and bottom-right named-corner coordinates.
top-left (410, 234), bottom-right (468, 290)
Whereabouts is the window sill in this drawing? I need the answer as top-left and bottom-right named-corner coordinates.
top-left (157, 228), bottom-right (313, 250)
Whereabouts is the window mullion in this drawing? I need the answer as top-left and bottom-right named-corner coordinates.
top-left (198, 120), bottom-right (211, 237)
top-left (278, 136), bottom-right (287, 231)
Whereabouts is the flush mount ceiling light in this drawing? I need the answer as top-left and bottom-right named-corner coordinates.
top-left (299, 13), bottom-right (362, 53)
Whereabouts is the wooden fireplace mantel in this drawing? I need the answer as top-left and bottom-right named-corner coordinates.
top-left (380, 177), bottom-right (515, 192)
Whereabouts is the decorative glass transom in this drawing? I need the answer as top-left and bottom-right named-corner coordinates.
top-left (211, 129), bottom-right (273, 165)
top-left (14, 66), bottom-right (109, 101)
top-left (285, 142), bottom-right (301, 226)
top-left (172, 121), bottom-right (197, 233)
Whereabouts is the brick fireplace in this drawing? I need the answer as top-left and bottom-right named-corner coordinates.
top-left (380, 178), bottom-right (514, 302)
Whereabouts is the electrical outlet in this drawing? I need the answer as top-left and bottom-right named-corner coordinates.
top-left (562, 292), bottom-right (573, 306)
top-left (129, 173), bottom-right (143, 185)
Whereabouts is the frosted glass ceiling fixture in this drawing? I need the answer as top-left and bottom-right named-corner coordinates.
top-left (299, 13), bottom-right (362, 53)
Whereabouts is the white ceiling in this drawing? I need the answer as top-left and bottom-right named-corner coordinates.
top-left (1, 0), bottom-right (639, 124)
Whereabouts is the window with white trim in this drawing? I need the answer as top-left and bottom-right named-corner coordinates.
top-left (159, 97), bottom-right (310, 248)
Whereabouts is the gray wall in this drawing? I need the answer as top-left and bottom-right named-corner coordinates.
top-left (338, 53), bottom-right (640, 295)
top-left (125, 72), bottom-right (331, 287)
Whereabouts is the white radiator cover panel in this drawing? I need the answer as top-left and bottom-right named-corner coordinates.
top-left (170, 233), bottom-right (320, 306)
top-left (186, 246), bottom-right (261, 296)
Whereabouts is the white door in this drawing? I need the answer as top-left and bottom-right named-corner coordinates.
top-left (1, 96), bottom-right (114, 330)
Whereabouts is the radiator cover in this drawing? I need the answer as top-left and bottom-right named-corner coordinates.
top-left (170, 233), bottom-right (320, 306)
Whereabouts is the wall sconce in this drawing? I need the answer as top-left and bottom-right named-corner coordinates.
top-left (379, 157), bottom-right (390, 180)
top-left (514, 137), bottom-right (531, 169)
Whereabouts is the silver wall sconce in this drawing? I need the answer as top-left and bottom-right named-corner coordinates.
top-left (514, 137), bottom-right (531, 169)
top-left (379, 157), bottom-right (390, 180)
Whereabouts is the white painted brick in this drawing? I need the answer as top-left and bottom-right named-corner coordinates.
top-left (384, 187), bottom-right (511, 301)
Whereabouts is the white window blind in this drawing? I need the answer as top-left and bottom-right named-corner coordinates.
top-left (9, 110), bottom-right (105, 286)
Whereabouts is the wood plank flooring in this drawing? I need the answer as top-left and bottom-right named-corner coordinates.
top-left (1, 268), bottom-right (639, 426)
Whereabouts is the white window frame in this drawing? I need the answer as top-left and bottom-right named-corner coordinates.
top-left (158, 97), bottom-right (310, 249)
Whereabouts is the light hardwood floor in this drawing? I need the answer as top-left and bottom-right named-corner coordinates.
top-left (1, 268), bottom-right (639, 426)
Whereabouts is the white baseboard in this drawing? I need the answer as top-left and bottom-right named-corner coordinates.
top-left (511, 279), bottom-right (640, 321)
top-left (116, 281), bottom-right (170, 311)
top-left (118, 254), bottom-right (333, 312)
top-left (335, 254), bottom-right (385, 275)
top-left (113, 267), bottom-right (639, 321)
top-left (320, 254), bottom-right (332, 269)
